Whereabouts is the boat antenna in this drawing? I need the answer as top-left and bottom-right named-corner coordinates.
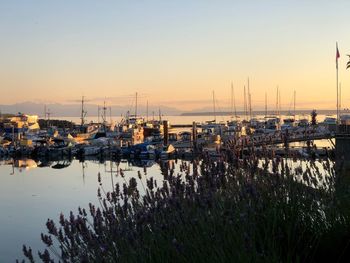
top-left (232, 82), bottom-right (237, 120)
top-left (47, 108), bottom-right (51, 121)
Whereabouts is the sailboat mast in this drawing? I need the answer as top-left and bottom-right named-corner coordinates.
top-left (146, 100), bottom-right (149, 122)
top-left (279, 89), bottom-right (281, 120)
top-left (98, 106), bottom-right (100, 124)
top-left (265, 92), bottom-right (267, 118)
top-left (212, 90), bottom-right (216, 122)
top-left (244, 85), bottom-right (247, 120)
top-left (135, 92), bottom-right (138, 117)
top-left (248, 78), bottom-right (252, 119)
top-left (232, 82), bottom-right (237, 119)
top-left (276, 86), bottom-right (279, 116)
top-left (231, 82), bottom-right (233, 118)
top-left (81, 96), bottom-right (85, 126)
top-left (249, 93), bottom-right (252, 120)
top-left (293, 90), bottom-right (296, 118)
top-left (103, 101), bottom-right (107, 124)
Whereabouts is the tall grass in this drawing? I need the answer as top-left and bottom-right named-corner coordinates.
top-left (20, 154), bottom-right (350, 262)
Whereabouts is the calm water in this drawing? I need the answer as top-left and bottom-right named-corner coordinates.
top-left (0, 114), bottom-right (335, 261)
top-left (56, 114), bottom-right (335, 126)
top-left (0, 159), bottom-right (180, 261)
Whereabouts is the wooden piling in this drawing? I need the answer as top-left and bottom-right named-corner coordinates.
top-left (192, 121), bottom-right (197, 152)
top-left (163, 120), bottom-right (168, 146)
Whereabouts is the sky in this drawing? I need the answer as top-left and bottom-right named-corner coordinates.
top-left (1, 0), bottom-right (350, 113)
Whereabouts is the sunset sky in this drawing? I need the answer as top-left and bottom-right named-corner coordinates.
top-left (1, 1), bottom-right (350, 113)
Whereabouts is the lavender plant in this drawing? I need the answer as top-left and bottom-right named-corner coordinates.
top-left (20, 154), bottom-right (350, 262)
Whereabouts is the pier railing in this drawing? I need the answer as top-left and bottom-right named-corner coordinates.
top-left (227, 129), bottom-right (335, 149)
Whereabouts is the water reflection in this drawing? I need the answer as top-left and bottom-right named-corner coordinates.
top-left (0, 158), bottom-right (38, 173)
top-left (0, 157), bottom-right (181, 261)
top-left (0, 158), bottom-right (151, 173)
top-left (0, 154), bottom-right (337, 261)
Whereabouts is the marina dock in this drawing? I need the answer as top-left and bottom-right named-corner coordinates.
top-left (0, 111), bottom-right (342, 162)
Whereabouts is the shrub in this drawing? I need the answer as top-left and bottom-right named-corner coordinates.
top-left (20, 155), bottom-right (350, 262)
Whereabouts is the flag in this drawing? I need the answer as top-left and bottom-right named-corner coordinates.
top-left (347, 55), bottom-right (350, 69)
top-left (336, 43), bottom-right (340, 69)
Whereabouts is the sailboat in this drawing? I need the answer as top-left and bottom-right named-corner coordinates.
top-left (226, 82), bottom-right (241, 136)
top-left (264, 87), bottom-right (281, 132)
top-left (201, 91), bottom-right (226, 136)
top-left (281, 91), bottom-right (296, 131)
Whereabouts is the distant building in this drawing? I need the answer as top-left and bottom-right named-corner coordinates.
top-left (1, 113), bottom-right (40, 134)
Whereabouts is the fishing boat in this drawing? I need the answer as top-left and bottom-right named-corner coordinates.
top-left (116, 104), bottom-right (145, 144)
top-left (73, 97), bottom-right (100, 142)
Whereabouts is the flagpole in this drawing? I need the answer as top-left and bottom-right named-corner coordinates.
top-left (336, 42), bottom-right (339, 127)
top-left (337, 60), bottom-right (339, 124)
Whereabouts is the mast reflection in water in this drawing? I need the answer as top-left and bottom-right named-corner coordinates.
top-left (0, 157), bottom-right (174, 262)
